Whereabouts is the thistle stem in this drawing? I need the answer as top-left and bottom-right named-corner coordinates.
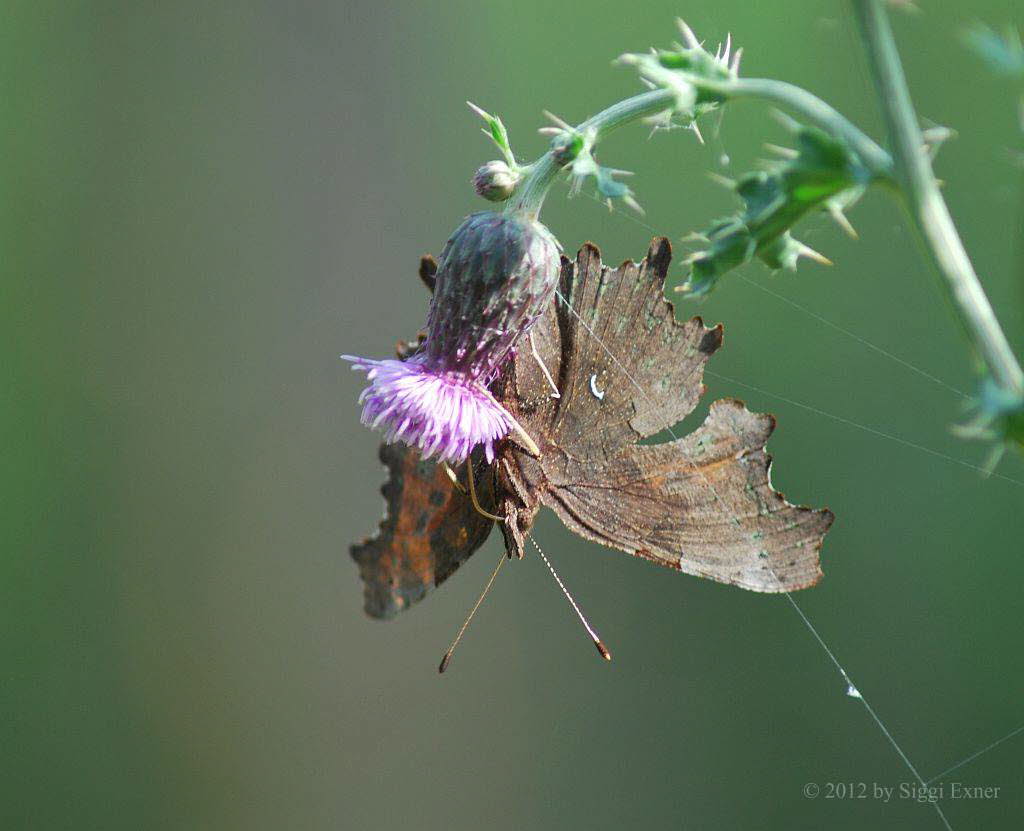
top-left (709, 77), bottom-right (894, 179)
top-left (853, 0), bottom-right (1024, 396)
top-left (509, 89), bottom-right (675, 218)
top-left (509, 77), bottom-right (894, 220)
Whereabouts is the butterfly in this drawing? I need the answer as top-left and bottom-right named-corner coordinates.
top-left (351, 239), bottom-right (833, 621)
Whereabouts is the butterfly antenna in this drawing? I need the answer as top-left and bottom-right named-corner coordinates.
top-left (438, 551), bottom-right (507, 673)
top-left (528, 536), bottom-right (612, 662)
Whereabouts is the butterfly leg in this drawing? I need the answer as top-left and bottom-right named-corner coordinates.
top-left (440, 461), bottom-right (466, 493)
top-left (507, 419), bottom-right (541, 458)
top-left (466, 459), bottom-right (503, 522)
top-left (472, 382), bottom-right (542, 458)
top-left (530, 332), bottom-right (561, 398)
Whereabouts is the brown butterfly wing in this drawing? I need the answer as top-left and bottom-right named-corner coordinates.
top-left (350, 440), bottom-right (497, 619)
top-left (505, 240), bottom-right (720, 462)
top-left (350, 255), bottom-right (499, 618)
top-left (500, 238), bottom-right (832, 591)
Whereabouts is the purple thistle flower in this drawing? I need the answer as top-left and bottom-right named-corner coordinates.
top-left (344, 211), bottom-right (561, 465)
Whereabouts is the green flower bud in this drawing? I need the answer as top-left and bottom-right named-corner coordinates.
top-left (472, 160), bottom-right (520, 202)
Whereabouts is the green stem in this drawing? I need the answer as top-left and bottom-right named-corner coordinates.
top-left (707, 77), bottom-right (894, 179)
top-left (509, 89), bottom-right (675, 218)
top-left (510, 76), bottom-right (894, 221)
top-left (853, 0), bottom-right (1024, 396)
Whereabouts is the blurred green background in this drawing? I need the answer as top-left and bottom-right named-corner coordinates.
top-left (4, 1), bottom-right (1024, 829)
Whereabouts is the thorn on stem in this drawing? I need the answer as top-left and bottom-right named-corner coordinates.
top-left (799, 243), bottom-right (833, 266)
top-left (828, 204), bottom-right (859, 239)
top-left (676, 18), bottom-right (701, 49)
top-left (542, 110), bottom-right (573, 131)
top-left (706, 171), bottom-right (736, 189)
top-left (764, 142), bottom-right (799, 159)
top-left (730, 47), bottom-right (743, 74)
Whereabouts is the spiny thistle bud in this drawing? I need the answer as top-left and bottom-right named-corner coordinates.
top-left (343, 211), bottom-right (561, 465)
top-left (472, 160), bottom-right (520, 201)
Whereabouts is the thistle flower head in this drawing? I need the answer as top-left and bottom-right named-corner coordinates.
top-left (342, 354), bottom-right (516, 465)
top-left (425, 211), bottom-right (561, 377)
top-left (345, 210), bottom-right (561, 465)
